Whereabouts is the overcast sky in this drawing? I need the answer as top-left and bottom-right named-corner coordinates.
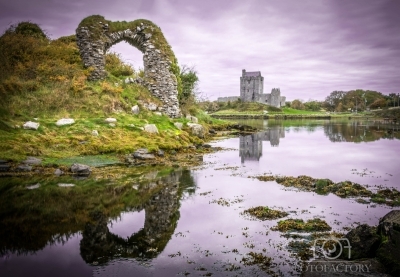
top-left (1, 0), bottom-right (399, 101)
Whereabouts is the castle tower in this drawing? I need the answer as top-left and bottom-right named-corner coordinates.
top-left (240, 69), bottom-right (264, 102)
top-left (270, 88), bottom-right (281, 107)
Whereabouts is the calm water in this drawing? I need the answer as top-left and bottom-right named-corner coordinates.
top-left (1, 119), bottom-right (399, 277)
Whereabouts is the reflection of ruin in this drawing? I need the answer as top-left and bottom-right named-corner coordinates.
top-left (80, 169), bottom-right (195, 264)
top-left (239, 127), bottom-right (285, 163)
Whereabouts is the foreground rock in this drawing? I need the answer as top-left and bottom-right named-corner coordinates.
top-left (376, 210), bottom-right (400, 276)
top-left (174, 122), bottom-right (183, 130)
top-left (337, 224), bottom-right (380, 260)
top-left (70, 163), bottom-right (91, 175)
top-left (330, 210), bottom-right (400, 276)
top-left (131, 105), bottom-right (140, 115)
top-left (56, 118), bottom-right (75, 126)
top-left (23, 121), bottom-right (40, 130)
top-left (187, 123), bottom-right (205, 138)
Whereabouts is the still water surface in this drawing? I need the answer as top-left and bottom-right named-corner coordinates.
top-left (1, 119), bottom-right (399, 276)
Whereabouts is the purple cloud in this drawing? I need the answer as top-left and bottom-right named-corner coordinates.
top-left (1, 0), bottom-right (399, 101)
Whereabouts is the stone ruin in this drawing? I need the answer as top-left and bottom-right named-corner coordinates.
top-left (76, 16), bottom-right (181, 118)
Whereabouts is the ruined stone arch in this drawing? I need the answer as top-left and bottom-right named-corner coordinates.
top-left (76, 15), bottom-right (181, 117)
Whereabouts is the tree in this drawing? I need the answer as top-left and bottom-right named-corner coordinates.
top-left (179, 65), bottom-right (199, 103)
top-left (291, 99), bottom-right (305, 110)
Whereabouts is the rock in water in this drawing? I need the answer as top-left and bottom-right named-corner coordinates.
top-left (144, 124), bottom-right (159, 134)
top-left (56, 118), bottom-right (75, 126)
top-left (338, 224), bottom-right (380, 260)
top-left (376, 210), bottom-right (400, 276)
top-left (23, 121), bottom-right (40, 130)
top-left (70, 163), bottom-right (91, 175)
top-left (131, 105), bottom-right (140, 115)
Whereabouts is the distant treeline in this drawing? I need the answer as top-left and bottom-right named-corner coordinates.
top-left (287, 90), bottom-right (400, 112)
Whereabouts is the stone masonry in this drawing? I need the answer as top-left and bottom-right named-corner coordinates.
top-left (76, 20), bottom-right (181, 118)
top-left (218, 69), bottom-right (286, 108)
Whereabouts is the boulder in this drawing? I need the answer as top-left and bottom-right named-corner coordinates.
top-left (70, 163), bottom-right (91, 176)
top-left (187, 123), bottom-right (205, 138)
top-left (376, 210), bottom-right (400, 276)
top-left (144, 124), bottom-right (159, 134)
top-left (105, 118), bottom-right (117, 123)
top-left (56, 118), bottom-right (75, 126)
top-left (131, 105), bottom-right (140, 115)
top-left (174, 122), bottom-right (183, 130)
top-left (337, 224), bottom-right (380, 260)
top-left (23, 121), bottom-right (40, 130)
top-left (186, 115), bottom-right (198, 123)
top-left (132, 148), bottom-right (155, 160)
top-left (23, 156), bottom-right (42, 165)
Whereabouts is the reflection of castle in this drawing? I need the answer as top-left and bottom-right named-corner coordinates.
top-left (239, 127), bottom-right (285, 163)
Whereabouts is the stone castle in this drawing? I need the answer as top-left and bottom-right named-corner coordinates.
top-left (217, 69), bottom-right (286, 108)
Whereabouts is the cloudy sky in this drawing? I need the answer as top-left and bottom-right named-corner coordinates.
top-left (1, 0), bottom-right (399, 101)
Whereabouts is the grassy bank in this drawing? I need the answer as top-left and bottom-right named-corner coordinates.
top-left (0, 22), bottom-right (228, 163)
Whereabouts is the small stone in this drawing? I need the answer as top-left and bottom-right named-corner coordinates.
top-left (209, 128), bottom-right (216, 134)
top-left (92, 130), bottom-right (99, 136)
top-left (132, 148), bottom-right (155, 160)
top-left (16, 164), bottom-right (32, 172)
top-left (54, 168), bottom-right (64, 176)
top-left (70, 163), bottom-right (91, 176)
top-left (157, 149), bottom-right (165, 157)
top-left (148, 103), bottom-right (158, 111)
top-left (23, 157), bottom-right (42, 165)
top-left (58, 183), bottom-right (75, 187)
top-left (109, 123), bottom-right (116, 127)
top-left (131, 105), bottom-right (140, 115)
top-left (105, 118), bottom-right (117, 123)
top-left (56, 118), bottom-right (75, 126)
top-left (174, 122), bottom-right (183, 130)
top-left (154, 112), bottom-right (162, 116)
top-left (144, 124), bottom-right (159, 134)
top-left (27, 183), bottom-right (40, 190)
top-left (23, 121), bottom-right (40, 130)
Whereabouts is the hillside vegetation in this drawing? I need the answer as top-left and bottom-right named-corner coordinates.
top-left (0, 22), bottom-right (224, 162)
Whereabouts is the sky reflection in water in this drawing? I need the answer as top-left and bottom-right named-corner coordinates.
top-left (1, 119), bottom-right (399, 277)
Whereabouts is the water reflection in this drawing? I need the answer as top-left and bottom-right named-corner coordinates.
top-left (238, 120), bottom-right (399, 163)
top-left (324, 121), bottom-right (400, 142)
top-left (0, 168), bottom-right (196, 265)
top-left (239, 127), bottom-right (285, 163)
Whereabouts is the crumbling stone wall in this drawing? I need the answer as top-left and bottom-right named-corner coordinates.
top-left (76, 16), bottom-right (181, 117)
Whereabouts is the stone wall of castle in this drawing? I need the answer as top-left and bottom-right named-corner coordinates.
top-left (217, 96), bottom-right (240, 102)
